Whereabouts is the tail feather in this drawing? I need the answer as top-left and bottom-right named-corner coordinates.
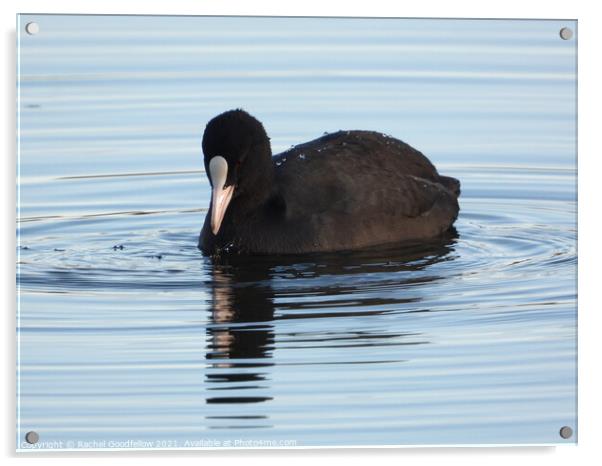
top-left (439, 175), bottom-right (461, 198)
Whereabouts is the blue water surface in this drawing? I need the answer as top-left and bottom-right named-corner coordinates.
top-left (16, 15), bottom-right (577, 450)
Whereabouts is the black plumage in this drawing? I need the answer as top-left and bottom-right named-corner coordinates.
top-left (199, 109), bottom-right (460, 256)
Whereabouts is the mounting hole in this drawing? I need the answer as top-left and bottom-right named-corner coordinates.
top-left (559, 27), bottom-right (573, 40)
top-left (559, 426), bottom-right (573, 439)
top-left (25, 22), bottom-right (40, 35)
top-left (25, 431), bottom-right (39, 444)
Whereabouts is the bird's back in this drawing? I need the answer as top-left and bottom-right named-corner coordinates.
top-left (264, 131), bottom-right (459, 252)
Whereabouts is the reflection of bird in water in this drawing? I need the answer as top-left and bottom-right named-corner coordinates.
top-left (203, 232), bottom-right (458, 428)
top-left (205, 265), bottom-right (275, 405)
top-left (209, 269), bottom-right (237, 365)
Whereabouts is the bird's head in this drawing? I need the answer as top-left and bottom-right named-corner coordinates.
top-left (202, 109), bottom-right (272, 235)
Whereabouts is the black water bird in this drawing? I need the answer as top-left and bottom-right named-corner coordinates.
top-left (199, 109), bottom-right (460, 256)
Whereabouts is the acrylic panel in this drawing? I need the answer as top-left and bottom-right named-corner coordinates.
top-left (16, 14), bottom-right (577, 450)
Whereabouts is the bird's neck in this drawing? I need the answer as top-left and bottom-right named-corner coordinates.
top-left (233, 142), bottom-right (276, 212)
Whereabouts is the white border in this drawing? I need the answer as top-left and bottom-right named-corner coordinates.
top-left (3, 0), bottom-right (601, 464)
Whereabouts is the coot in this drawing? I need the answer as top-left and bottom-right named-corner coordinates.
top-left (199, 109), bottom-right (460, 256)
